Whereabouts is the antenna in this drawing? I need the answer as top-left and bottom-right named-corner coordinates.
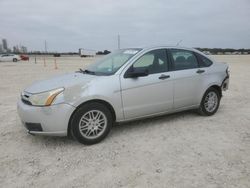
top-left (117, 34), bottom-right (120, 49)
top-left (176, 39), bottom-right (183, 46)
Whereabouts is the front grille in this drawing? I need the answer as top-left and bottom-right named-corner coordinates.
top-left (21, 91), bottom-right (32, 105)
top-left (22, 98), bottom-right (32, 105)
top-left (25, 123), bottom-right (43, 132)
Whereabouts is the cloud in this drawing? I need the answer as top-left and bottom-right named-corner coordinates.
top-left (0, 0), bottom-right (249, 52)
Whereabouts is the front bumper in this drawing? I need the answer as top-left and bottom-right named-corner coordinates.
top-left (17, 100), bottom-right (75, 136)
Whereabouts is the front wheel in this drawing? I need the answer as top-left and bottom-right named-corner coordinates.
top-left (198, 88), bottom-right (221, 116)
top-left (71, 102), bottom-right (113, 145)
top-left (13, 58), bottom-right (17, 62)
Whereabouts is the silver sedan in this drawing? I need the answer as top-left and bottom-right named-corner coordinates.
top-left (17, 46), bottom-right (229, 145)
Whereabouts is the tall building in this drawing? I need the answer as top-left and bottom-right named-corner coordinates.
top-left (2, 39), bottom-right (8, 51)
top-left (0, 44), bottom-right (3, 53)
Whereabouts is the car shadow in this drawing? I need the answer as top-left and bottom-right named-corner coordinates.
top-left (110, 110), bottom-right (198, 135)
top-left (26, 110), bottom-right (198, 146)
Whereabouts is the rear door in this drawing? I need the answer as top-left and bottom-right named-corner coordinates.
top-left (120, 49), bottom-right (174, 120)
top-left (169, 49), bottom-right (205, 109)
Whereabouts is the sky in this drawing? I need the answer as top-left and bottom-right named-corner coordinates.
top-left (0, 0), bottom-right (250, 52)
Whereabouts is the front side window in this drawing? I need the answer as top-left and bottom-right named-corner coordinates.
top-left (170, 49), bottom-right (198, 70)
top-left (86, 49), bottom-right (141, 75)
top-left (132, 49), bottom-right (168, 74)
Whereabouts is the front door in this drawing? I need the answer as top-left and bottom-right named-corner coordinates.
top-left (120, 49), bottom-right (174, 120)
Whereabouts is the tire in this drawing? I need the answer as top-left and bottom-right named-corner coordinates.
top-left (70, 102), bottom-right (113, 145)
top-left (198, 87), bottom-right (221, 116)
top-left (13, 58), bottom-right (17, 62)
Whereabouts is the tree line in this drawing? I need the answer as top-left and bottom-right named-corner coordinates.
top-left (195, 48), bottom-right (250, 54)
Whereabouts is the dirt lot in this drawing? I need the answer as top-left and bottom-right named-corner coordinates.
top-left (0, 55), bottom-right (250, 187)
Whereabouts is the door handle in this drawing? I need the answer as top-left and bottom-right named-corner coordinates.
top-left (196, 69), bottom-right (205, 74)
top-left (159, 74), bottom-right (170, 80)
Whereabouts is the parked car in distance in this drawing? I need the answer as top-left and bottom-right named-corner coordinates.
top-left (17, 46), bottom-right (229, 145)
top-left (0, 54), bottom-right (21, 62)
top-left (20, 54), bottom-right (29, 61)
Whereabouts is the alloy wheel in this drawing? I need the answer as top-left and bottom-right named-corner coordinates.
top-left (204, 91), bottom-right (218, 112)
top-left (78, 110), bottom-right (107, 139)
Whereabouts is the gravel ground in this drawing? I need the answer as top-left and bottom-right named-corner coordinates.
top-left (0, 55), bottom-right (250, 187)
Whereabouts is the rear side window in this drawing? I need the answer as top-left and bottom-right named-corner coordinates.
top-left (197, 54), bottom-right (213, 67)
top-left (170, 49), bottom-right (198, 70)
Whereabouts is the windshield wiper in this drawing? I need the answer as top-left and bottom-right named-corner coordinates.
top-left (77, 68), bottom-right (96, 75)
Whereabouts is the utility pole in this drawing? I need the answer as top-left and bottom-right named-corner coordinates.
top-left (44, 40), bottom-right (47, 53)
top-left (117, 34), bottom-right (120, 49)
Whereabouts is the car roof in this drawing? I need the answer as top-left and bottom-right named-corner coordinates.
top-left (124, 45), bottom-right (202, 53)
top-left (141, 45), bottom-right (199, 52)
top-left (124, 46), bottom-right (213, 61)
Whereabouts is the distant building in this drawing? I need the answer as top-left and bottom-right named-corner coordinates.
top-left (20, 46), bottom-right (27, 53)
top-left (232, 51), bottom-right (242, 55)
top-left (13, 46), bottom-right (20, 53)
top-left (0, 44), bottom-right (3, 53)
top-left (2, 39), bottom-right (8, 51)
top-left (6, 48), bottom-right (11, 53)
top-left (12, 45), bottom-right (28, 53)
top-left (224, 52), bottom-right (232, 55)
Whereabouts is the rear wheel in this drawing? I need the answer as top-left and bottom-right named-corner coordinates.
top-left (198, 87), bottom-right (221, 116)
top-left (13, 58), bottom-right (17, 62)
top-left (71, 102), bottom-right (113, 145)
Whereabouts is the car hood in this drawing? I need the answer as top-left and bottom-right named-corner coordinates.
top-left (24, 72), bottom-right (95, 94)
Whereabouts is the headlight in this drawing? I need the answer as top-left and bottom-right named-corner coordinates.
top-left (29, 88), bottom-right (64, 106)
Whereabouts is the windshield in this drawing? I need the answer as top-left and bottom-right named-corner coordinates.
top-left (85, 49), bottom-right (142, 75)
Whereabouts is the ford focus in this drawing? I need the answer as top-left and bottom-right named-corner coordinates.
top-left (17, 46), bottom-right (229, 145)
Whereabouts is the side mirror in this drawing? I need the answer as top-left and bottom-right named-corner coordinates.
top-left (125, 67), bottom-right (149, 78)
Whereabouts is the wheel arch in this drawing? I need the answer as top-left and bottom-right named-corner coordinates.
top-left (198, 84), bottom-right (222, 116)
top-left (67, 99), bottom-right (116, 136)
top-left (209, 85), bottom-right (222, 97)
top-left (199, 84), bottom-right (222, 106)
top-left (202, 82), bottom-right (222, 98)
